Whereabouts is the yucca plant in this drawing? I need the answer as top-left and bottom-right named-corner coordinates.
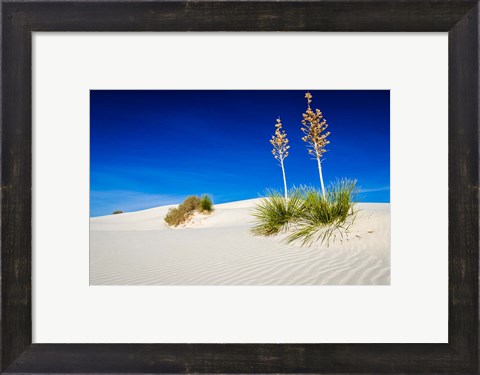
top-left (250, 189), bottom-right (303, 236)
top-left (287, 179), bottom-right (358, 246)
top-left (301, 92), bottom-right (331, 199)
top-left (269, 117), bottom-right (290, 200)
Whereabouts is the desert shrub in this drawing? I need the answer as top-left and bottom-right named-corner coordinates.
top-left (164, 206), bottom-right (190, 227)
top-left (287, 179), bottom-right (358, 246)
top-left (164, 195), bottom-right (214, 227)
top-left (182, 196), bottom-right (201, 212)
top-left (250, 189), bottom-right (304, 236)
top-left (112, 210), bottom-right (123, 215)
top-left (199, 195), bottom-right (214, 213)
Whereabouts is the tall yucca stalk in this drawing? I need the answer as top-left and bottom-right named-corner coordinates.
top-left (270, 117), bottom-right (290, 200)
top-left (301, 92), bottom-right (330, 199)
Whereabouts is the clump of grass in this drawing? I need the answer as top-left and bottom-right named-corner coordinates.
top-left (164, 206), bottom-right (190, 227)
top-left (182, 196), bottom-right (201, 212)
top-left (199, 195), bottom-right (214, 213)
top-left (112, 210), bottom-right (123, 215)
top-left (250, 189), bottom-right (304, 236)
top-left (164, 195), bottom-right (214, 227)
top-left (287, 179), bottom-right (358, 246)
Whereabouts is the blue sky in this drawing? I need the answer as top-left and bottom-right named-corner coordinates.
top-left (90, 90), bottom-right (390, 217)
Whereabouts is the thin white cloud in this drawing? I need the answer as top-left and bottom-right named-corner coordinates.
top-left (359, 186), bottom-right (390, 193)
top-left (90, 190), bottom-right (183, 216)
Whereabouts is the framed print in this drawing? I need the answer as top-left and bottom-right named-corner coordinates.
top-left (88, 89), bottom-right (391, 286)
top-left (2, 1), bottom-right (479, 374)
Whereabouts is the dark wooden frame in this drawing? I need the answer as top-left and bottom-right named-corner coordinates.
top-left (1, 1), bottom-right (478, 373)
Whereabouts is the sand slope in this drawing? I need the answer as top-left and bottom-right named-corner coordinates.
top-left (90, 199), bottom-right (390, 285)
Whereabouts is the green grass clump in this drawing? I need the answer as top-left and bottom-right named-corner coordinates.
top-left (199, 195), bottom-right (214, 213)
top-left (112, 210), bottom-right (123, 215)
top-left (164, 195), bottom-right (214, 227)
top-left (251, 179), bottom-right (358, 246)
top-left (250, 189), bottom-right (304, 236)
top-left (287, 179), bottom-right (358, 246)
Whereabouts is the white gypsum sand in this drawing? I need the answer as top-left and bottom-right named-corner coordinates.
top-left (90, 199), bottom-right (390, 285)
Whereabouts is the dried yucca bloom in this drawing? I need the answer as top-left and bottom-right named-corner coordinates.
top-left (269, 117), bottom-right (290, 199)
top-left (270, 117), bottom-right (290, 162)
top-left (301, 92), bottom-right (330, 159)
top-left (301, 92), bottom-right (330, 198)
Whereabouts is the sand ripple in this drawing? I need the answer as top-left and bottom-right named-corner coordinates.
top-left (90, 201), bottom-right (390, 285)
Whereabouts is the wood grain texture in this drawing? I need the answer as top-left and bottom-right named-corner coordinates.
top-left (1, 3), bottom-right (32, 372)
top-left (0, 343), bottom-right (466, 373)
top-left (448, 2), bottom-right (480, 370)
top-left (1, 1), bottom-right (479, 373)
top-left (3, 1), bottom-right (479, 32)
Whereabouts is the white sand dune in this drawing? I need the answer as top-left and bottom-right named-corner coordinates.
top-left (90, 199), bottom-right (390, 285)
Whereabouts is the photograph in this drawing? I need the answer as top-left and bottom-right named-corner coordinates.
top-left (90, 90), bottom-right (390, 285)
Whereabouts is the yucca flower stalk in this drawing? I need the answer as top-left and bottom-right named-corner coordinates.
top-left (270, 117), bottom-right (290, 200)
top-left (301, 92), bottom-right (331, 199)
